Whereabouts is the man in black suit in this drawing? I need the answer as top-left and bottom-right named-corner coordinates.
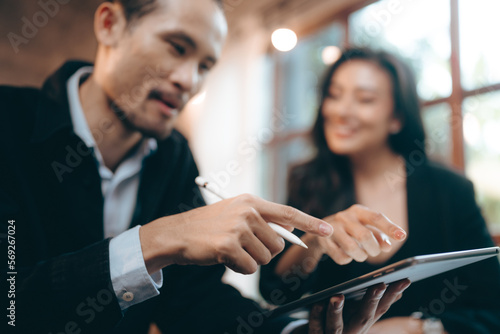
top-left (0, 0), bottom-right (409, 333)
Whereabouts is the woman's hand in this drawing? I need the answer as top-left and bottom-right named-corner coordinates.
top-left (292, 279), bottom-right (411, 334)
top-left (274, 204), bottom-right (407, 277)
top-left (309, 204), bottom-right (407, 265)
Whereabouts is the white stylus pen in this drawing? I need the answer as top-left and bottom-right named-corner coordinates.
top-left (195, 176), bottom-right (308, 249)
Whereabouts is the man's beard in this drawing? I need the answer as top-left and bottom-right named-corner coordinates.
top-left (108, 97), bottom-right (175, 141)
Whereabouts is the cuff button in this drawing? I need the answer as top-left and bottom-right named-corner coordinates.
top-left (122, 291), bottom-right (134, 302)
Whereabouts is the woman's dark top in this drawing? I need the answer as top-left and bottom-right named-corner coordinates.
top-left (260, 160), bottom-right (500, 334)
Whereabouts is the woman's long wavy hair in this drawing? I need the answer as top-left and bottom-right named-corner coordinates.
top-left (288, 48), bottom-right (426, 218)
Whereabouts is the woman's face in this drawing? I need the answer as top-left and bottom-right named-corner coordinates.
top-left (322, 60), bottom-right (402, 157)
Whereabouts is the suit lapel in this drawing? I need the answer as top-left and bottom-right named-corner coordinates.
top-left (130, 138), bottom-right (182, 228)
top-left (406, 161), bottom-right (441, 253)
top-left (35, 129), bottom-right (105, 249)
top-left (30, 61), bottom-right (105, 250)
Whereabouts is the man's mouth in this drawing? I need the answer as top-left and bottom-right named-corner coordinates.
top-left (149, 90), bottom-right (183, 117)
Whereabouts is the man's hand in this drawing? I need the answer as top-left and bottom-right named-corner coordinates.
top-left (309, 204), bottom-right (407, 265)
top-left (293, 279), bottom-right (411, 334)
top-left (140, 194), bottom-right (334, 274)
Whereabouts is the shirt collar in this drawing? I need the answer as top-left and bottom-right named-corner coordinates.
top-left (67, 66), bottom-right (96, 148)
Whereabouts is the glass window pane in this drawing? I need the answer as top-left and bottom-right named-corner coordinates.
top-left (349, 0), bottom-right (452, 101)
top-left (421, 103), bottom-right (452, 165)
top-left (463, 92), bottom-right (500, 231)
top-left (261, 136), bottom-right (314, 204)
top-left (459, 0), bottom-right (500, 90)
top-left (277, 22), bottom-right (345, 131)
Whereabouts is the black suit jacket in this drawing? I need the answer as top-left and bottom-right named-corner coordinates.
top-left (0, 62), bottom-right (281, 334)
top-left (261, 160), bottom-right (500, 334)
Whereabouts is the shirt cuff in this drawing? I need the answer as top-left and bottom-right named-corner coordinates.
top-left (281, 319), bottom-right (309, 334)
top-left (109, 225), bottom-right (164, 310)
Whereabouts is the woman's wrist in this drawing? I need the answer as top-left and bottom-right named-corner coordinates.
top-left (411, 312), bottom-right (446, 334)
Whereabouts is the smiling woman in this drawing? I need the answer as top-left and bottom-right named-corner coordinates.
top-left (293, 48), bottom-right (425, 218)
top-left (260, 47), bottom-right (500, 334)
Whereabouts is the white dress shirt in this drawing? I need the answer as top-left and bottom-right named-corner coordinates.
top-left (67, 66), bottom-right (163, 311)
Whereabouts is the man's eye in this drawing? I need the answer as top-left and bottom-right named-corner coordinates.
top-left (171, 42), bottom-right (186, 56)
top-left (200, 63), bottom-right (211, 72)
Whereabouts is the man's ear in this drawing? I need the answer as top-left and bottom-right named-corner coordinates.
top-left (94, 2), bottom-right (127, 47)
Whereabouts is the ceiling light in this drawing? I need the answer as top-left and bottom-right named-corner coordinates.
top-left (272, 28), bottom-right (298, 52)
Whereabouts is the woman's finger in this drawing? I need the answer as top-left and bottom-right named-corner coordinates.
top-left (324, 239), bottom-right (353, 265)
top-left (375, 279), bottom-right (411, 319)
top-left (332, 227), bottom-right (369, 262)
top-left (365, 225), bottom-right (392, 253)
top-left (325, 295), bottom-right (344, 333)
top-left (351, 283), bottom-right (387, 330)
top-left (343, 221), bottom-right (381, 257)
top-left (309, 303), bottom-right (325, 334)
top-left (351, 205), bottom-right (406, 241)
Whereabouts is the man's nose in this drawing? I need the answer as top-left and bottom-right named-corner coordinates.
top-left (170, 61), bottom-right (200, 95)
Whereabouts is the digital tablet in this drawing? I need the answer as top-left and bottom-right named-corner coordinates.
top-left (266, 246), bottom-right (500, 317)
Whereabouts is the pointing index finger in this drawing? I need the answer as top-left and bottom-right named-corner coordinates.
top-left (257, 199), bottom-right (333, 237)
top-left (354, 205), bottom-right (407, 241)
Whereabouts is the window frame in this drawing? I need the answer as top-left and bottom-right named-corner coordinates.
top-left (266, 0), bottom-right (500, 175)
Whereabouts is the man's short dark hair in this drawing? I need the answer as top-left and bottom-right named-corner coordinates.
top-left (106, 0), bottom-right (224, 23)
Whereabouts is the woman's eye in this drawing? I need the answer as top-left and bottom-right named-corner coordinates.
top-left (327, 92), bottom-right (340, 100)
top-left (359, 97), bottom-right (375, 104)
